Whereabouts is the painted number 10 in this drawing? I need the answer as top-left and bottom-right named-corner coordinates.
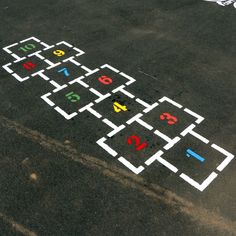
top-left (18, 44), bottom-right (36, 52)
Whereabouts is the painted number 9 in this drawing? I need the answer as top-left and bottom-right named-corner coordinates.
top-left (53, 50), bottom-right (65, 57)
top-left (98, 75), bottom-right (113, 85)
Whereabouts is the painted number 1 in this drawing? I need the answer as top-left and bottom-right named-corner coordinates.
top-left (127, 135), bottom-right (148, 151)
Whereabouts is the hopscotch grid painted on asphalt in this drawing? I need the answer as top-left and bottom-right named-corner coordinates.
top-left (2, 36), bottom-right (235, 192)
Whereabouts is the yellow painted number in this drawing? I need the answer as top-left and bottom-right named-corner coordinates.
top-left (113, 102), bottom-right (127, 113)
top-left (53, 49), bottom-right (65, 57)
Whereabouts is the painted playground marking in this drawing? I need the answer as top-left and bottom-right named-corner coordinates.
top-left (204, 0), bottom-right (236, 8)
top-left (2, 36), bottom-right (235, 192)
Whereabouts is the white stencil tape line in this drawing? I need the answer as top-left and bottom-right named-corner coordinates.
top-left (211, 144), bottom-right (234, 172)
top-left (118, 157), bottom-right (145, 175)
top-left (159, 96), bottom-right (183, 109)
top-left (96, 137), bottom-right (118, 157)
top-left (180, 172), bottom-right (218, 192)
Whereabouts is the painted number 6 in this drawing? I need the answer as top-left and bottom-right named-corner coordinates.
top-left (98, 75), bottom-right (113, 85)
top-left (127, 135), bottom-right (148, 151)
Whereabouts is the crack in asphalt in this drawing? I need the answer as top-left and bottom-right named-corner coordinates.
top-left (0, 115), bottom-right (235, 235)
top-left (0, 212), bottom-right (37, 236)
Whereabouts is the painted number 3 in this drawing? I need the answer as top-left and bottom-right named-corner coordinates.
top-left (127, 135), bottom-right (148, 151)
top-left (160, 112), bottom-right (178, 125)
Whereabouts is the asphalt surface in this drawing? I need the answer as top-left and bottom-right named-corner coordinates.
top-left (0, 0), bottom-right (236, 235)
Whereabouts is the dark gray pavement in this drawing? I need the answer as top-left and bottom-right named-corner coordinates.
top-left (0, 0), bottom-right (235, 235)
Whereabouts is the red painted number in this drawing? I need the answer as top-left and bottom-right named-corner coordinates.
top-left (98, 75), bottom-right (113, 85)
top-left (127, 135), bottom-right (148, 151)
top-left (23, 62), bottom-right (36, 71)
top-left (160, 112), bottom-right (178, 125)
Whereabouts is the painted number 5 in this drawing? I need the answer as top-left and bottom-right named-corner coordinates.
top-left (127, 135), bottom-right (148, 151)
top-left (160, 112), bottom-right (178, 125)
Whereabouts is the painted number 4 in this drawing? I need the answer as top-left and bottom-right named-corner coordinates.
top-left (113, 102), bottom-right (127, 113)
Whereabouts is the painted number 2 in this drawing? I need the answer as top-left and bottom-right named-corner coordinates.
top-left (127, 135), bottom-right (148, 151)
top-left (160, 112), bottom-right (178, 125)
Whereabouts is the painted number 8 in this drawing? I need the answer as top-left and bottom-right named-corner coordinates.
top-left (53, 50), bottom-right (65, 57)
top-left (98, 75), bottom-right (113, 85)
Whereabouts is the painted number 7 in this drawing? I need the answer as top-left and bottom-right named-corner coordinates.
top-left (127, 135), bottom-right (148, 151)
top-left (58, 68), bottom-right (70, 77)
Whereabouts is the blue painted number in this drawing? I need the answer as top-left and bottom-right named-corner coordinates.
top-left (58, 67), bottom-right (70, 77)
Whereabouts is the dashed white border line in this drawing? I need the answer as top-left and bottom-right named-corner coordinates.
top-left (211, 144), bottom-right (235, 172)
top-left (54, 106), bottom-right (78, 120)
top-left (188, 129), bottom-right (209, 144)
top-left (180, 172), bottom-right (218, 192)
top-left (107, 125), bottom-right (126, 138)
top-left (2, 63), bottom-right (13, 73)
top-left (3, 43), bottom-right (18, 53)
top-left (146, 151), bottom-right (178, 173)
top-left (20, 37), bottom-right (41, 43)
top-left (159, 96), bottom-right (183, 108)
top-left (50, 81), bottom-right (68, 93)
top-left (78, 102), bottom-right (102, 119)
top-left (96, 137), bottom-right (118, 157)
top-left (81, 66), bottom-right (99, 76)
top-left (181, 124), bottom-right (196, 137)
top-left (41, 93), bottom-right (55, 106)
top-left (118, 157), bottom-right (145, 174)
top-left (112, 85), bottom-right (135, 98)
top-left (3, 36), bottom-right (51, 60)
top-left (32, 70), bottom-right (50, 81)
top-left (184, 108), bottom-right (204, 124)
top-left (101, 64), bottom-right (119, 73)
top-left (70, 76), bottom-right (89, 87)
top-left (119, 72), bottom-right (136, 85)
top-left (126, 113), bottom-right (143, 125)
top-left (12, 73), bottom-right (29, 82)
